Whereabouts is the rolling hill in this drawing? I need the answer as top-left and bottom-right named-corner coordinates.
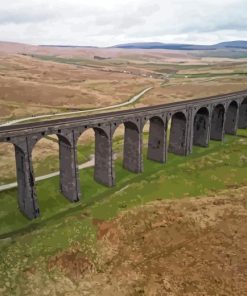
top-left (113, 40), bottom-right (247, 50)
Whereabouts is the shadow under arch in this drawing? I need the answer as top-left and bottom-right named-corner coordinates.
top-left (193, 107), bottom-right (210, 147)
top-left (238, 97), bottom-right (247, 129)
top-left (225, 101), bottom-right (238, 135)
top-left (210, 104), bottom-right (225, 141)
top-left (168, 112), bottom-right (187, 155)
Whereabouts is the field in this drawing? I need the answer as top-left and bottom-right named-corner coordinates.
top-left (0, 129), bottom-right (247, 294)
top-left (1, 43), bottom-right (247, 180)
top-left (0, 42), bottom-right (247, 295)
top-left (1, 43), bottom-right (247, 122)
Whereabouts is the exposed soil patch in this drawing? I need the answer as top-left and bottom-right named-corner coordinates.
top-left (93, 218), bottom-right (120, 244)
top-left (7, 186), bottom-right (247, 296)
top-left (82, 187), bottom-right (247, 295)
top-left (47, 245), bottom-right (94, 281)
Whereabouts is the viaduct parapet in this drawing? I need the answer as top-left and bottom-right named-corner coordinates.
top-left (0, 90), bottom-right (246, 219)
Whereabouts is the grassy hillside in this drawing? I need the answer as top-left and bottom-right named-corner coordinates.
top-left (0, 129), bottom-right (246, 294)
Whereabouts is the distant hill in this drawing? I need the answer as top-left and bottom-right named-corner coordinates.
top-left (1, 40), bottom-right (247, 57)
top-left (40, 45), bottom-right (98, 48)
top-left (112, 40), bottom-right (247, 50)
top-left (214, 41), bottom-right (247, 49)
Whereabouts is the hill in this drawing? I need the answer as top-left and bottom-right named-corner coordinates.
top-left (113, 40), bottom-right (247, 50)
top-left (1, 40), bottom-right (247, 54)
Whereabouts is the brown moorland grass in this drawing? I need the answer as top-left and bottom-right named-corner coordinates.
top-left (18, 186), bottom-right (247, 296)
top-left (1, 44), bottom-right (247, 182)
top-left (0, 53), bottom-right (155, 119)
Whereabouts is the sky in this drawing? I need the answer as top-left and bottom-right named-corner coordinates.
top-left (0, 0), bottom-right (246, 46)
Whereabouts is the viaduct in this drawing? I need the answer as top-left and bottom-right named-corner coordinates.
top-left (0, 90), bottom-right (246, 220)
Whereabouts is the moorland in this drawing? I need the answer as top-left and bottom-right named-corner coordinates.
top-left (0, 41), bottom-right (247, 295)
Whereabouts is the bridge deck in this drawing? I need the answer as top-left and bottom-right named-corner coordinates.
top-left (0, 90), bottom-right (246, 136)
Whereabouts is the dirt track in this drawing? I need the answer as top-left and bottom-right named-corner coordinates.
top-left (34, 186), bottom-right (247, 296)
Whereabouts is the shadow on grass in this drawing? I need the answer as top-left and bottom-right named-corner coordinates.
top-left (0, 131), bottom-right (246, 239)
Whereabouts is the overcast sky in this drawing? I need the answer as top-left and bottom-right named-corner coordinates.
top-left (0, 0), bottom-right (246, 46)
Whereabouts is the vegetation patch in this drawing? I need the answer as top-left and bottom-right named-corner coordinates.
top-left (0, 130), bottom-right (246, 294)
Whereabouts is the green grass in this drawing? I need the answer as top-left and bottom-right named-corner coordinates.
top-left (0, 130), bottom-right (246, 293)
top-left (34, 135), bottom-right (122, 179)
top-left (174, 72), bottom-right (247, 78)
top-left (27, 54), bottom-right (110, 68)
top-left (0, 130), bottom-right (246, 237)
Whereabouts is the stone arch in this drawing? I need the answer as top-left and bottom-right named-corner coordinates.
top-left (29, 130), bottom-right (80, 207)
top-left (57, 133), bottom-right (73, 146)
top-left (210, 104), bottom-right (225, 141)
top-left (0, 141), bottom-right (20, 212)
top-left (31, 133), bottom-right (67, 176)
top-left (31, 134), bottom-right (64, 200)
top-left (94, 126), bottom-right (114, 186)
top-left (193, 107), bottom-right (210, 147)
top-left (77, 126), bottom-right (114, 187)
top-left (123, 120), bottom-right (140, 132)
top-left (168, 112), bottom-right (187, 155)
top-left (225, 101), bottom-right (238, 135)
top-left (238, 97), bottom-right (247, 129)
top-left (147, 116), bottom-right (167, 163)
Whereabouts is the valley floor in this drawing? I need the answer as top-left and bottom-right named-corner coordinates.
top-left (51, 185), bottom-right (247, 296)
top-left (0, 130), bottom-right (246, 295)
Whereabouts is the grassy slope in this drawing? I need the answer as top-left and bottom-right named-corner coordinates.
top-left (0, 129), bottom-right (246, 293)
top-left (0, 130), bottom-right (247, 235)
top-left (174, 73), bottom-right (247, 78)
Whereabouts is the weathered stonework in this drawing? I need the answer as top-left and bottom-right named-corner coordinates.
top-left (225, 101), bottom-right (239, 135)
top-left (238, 97), bottom-right (247, 129)
top-left (94, 126), bottom-right (115, 187)
top-left (210, 104), bottom-right (226, 141)
top-left (147, 116), bottom-right (167, 163)
top-left (58, 131), bottom-right (80, 202)
top-left (168, 111), bottom-right (188, 155)
top-left (193, 107), bottom-right (210, 147)
top-left (0, 90), bottom-right (246, 219)
top-left (123, 120), bottom-right (143, 173)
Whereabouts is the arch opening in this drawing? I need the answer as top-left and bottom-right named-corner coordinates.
top-left (238, 97), bottom-right (247, 129)
top-left (210, 104), bottom-right (225, 141)
top-left (31, 135), bottom-right (62, 207)
top-left (32, 135), bottom-right (60, 178)
top-left (193, 107), bottom-right (210, 147)
top-left (168, 112), bottom-right (187, 155)
top-left (225, 101), bottom-right (238, 135)
top-left (0, 142), bottom-right (17, 185)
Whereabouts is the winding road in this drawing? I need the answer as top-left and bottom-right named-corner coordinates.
top-left (0, 86), bottom-right (153, 191)
top-left (0, 155), bottom-right (96, 192)
top-left (0, 153), bottom-right (119, 192)
top-left (0, 87), bottom-right (153, 127)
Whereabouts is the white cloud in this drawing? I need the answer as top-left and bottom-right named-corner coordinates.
top-left (0, 0), bottom-right (246, 46)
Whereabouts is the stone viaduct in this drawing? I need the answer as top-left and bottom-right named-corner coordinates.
top-left (0, 90), bottom-right (246, 220)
